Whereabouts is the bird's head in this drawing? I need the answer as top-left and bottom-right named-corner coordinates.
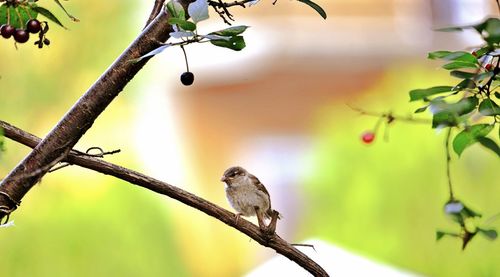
top-left (221, 166), bottom-right (248, 185)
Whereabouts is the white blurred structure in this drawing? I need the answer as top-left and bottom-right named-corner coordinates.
top-left (247, 239), bottom-right (420, 277)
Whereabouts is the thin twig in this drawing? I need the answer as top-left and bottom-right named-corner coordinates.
top-left (445, 128), bottom-right (455, 200)
top-left (208, 0), bottom-right (254, 8)
top-left (0, 120), bottom-right (329, 276)
top-left (348, 104), bottom-right (431, 124)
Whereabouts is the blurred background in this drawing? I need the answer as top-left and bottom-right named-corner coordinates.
top-left (1, 0), bottom-right (499, 276)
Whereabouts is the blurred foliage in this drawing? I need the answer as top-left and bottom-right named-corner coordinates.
top-left (0, 1), bottom-right (192, 276)
top-left (1, 1), bottom-right (499, 277)
top-left (0, 175), bottom-right (188, 276)
top-left (307, 65), bottom-right (500, 276)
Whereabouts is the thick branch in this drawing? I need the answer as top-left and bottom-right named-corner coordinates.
top-left (0, 120), bottom-right (329, 276)
top-left (0, 7), bottom-right (176, 219)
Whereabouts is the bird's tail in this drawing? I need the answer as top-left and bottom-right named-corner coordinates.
top-left (266, 209), bottom-right (283, 220)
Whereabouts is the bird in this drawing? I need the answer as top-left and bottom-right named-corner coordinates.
top-left (221, 166), bottom-right (281, 231)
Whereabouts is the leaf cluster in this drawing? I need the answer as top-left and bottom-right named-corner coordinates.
top-left (437, 200), bottom-right (497, 249)
top-left (0, 0), bottom-right (76, 29)
top-left (409, 17), bottom-right (500, 158)
top-left (410, 17), bottom-right (500, 249)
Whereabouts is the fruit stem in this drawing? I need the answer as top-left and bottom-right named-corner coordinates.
top-left (21, 5), bottom-right (33, 20)
top-left (14, 7), bottom-right (24, 28)
top-left (180, 45), bottom-right (190, 72)
top-left (7, 7), bottom-right (11, 25)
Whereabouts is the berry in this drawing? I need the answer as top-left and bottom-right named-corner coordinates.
top-left (471, 51), bottom-right (477, 57)
top-left (180, 71), bottom-right (194, 86)
top-left (0, 24), bottom-right (15, 39)
top-left (26, 19), bottom-right (41, 34)
top-left (485, 63), bottom-right (493, 71)
top-left (361, 131), bottom-right (375, 144)
top-left (13, 29), bottom-right (29, 43)
top-left (43, 38), bottom-right (50, 45)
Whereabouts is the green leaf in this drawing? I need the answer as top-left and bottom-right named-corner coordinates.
top-left (436, 230), bottom-right (460, 241)
top-left (167, 18), bottom-right (196, 31)
top-left (409, 86), bottom-right (453, 101)
top-left (453, 79), bottom-right (476, 90)
top-left (210, 35), bottom-right (246, 51)
top-left (482, 18), bottom-right (500, 45)
top-left (462, 204), bottom-right (482, 218)
top-left (434, 97), bottom-right (478, 115)
top-left (478, 228), bottom-right (498, 240)
top-left (450, 71), bottom-right (476, 79)
top-left (435, 26), bottom-right (465, 32)
top-left (474, 46), bottom-right (492, 58)
top-left (53, 0), bottom-right (79, 22)
top-left (297, 0), bottom-right (327, 19)
top-left (473, 71), bottom-right (494, 82)
top-left (414, 106), bottom-right (428, 113)
top-left (478, 99), bottom-right (500, 116)
top-left (453, 124), bottom-right (494, 156)
top-left (477, 137), bottom-right (500, 157)
top-left (0, 5), bottom-right (39, 28)
top-left (32, 6), bottom-right (66, 28)
top-left (442, 61), bottom-right (478, 70)
top-left (432, 111), bottom-right (457, 128)
top-left (210, 25), bottom-right (249, 36)
top-left (435, 17), bottom-right (499, 36)
top-left (166, 0), bottom-right (185, 19)
top-left (454, 97), bottom-right (479, 115)
top-left (436, 231), bottom-right (446, 241)
top-left (430, 97), bottom-right (478, 128)
top-left (428, 51), bottom-right (452, 59)
top-left (436, 51), bottom-right (478, 63)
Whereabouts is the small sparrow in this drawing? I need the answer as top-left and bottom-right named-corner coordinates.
top-left (221, 166), bottom-right (281, 231)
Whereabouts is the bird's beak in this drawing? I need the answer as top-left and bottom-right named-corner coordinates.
top-left (220, 176), bottom-right (227, 182)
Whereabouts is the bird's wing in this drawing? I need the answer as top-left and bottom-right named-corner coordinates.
top-left (250, 174), bottom-right (282, 219)
top-left (249, 174), bottom-right (270, 202)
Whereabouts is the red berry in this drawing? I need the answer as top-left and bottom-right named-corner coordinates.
top-left (361, 132), bottom-right (375, 144)
top-left (26, 19), bottom-right (41, 34)
top-left (13, 29), bottom-right (30, 43)
top-left (471, 51), bottom-right (477, 57)
top-left (485, 64), bottom-right (493, 71)
top-left (0, 24), bottom-right (15, 38)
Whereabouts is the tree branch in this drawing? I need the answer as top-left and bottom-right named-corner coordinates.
top-left (144, 0), bottom-right (166, 28)
top-left (0, 120), bottom-right (329, 276)
top-left (208, 0), bottom-right (255, 8)
top-left (0, 4), bottom-right (185, 220)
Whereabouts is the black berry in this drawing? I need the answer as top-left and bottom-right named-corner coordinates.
top-left (0, 24), bottom-right (15, 39)
top-left (13, 29), bottom-right (29, 43)
top-left (26, 19), bottom-right (41, 34)
top-left (180, 71), bottom-right (194, 86)
top-left (43, 38), bottom-right (50, 45)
